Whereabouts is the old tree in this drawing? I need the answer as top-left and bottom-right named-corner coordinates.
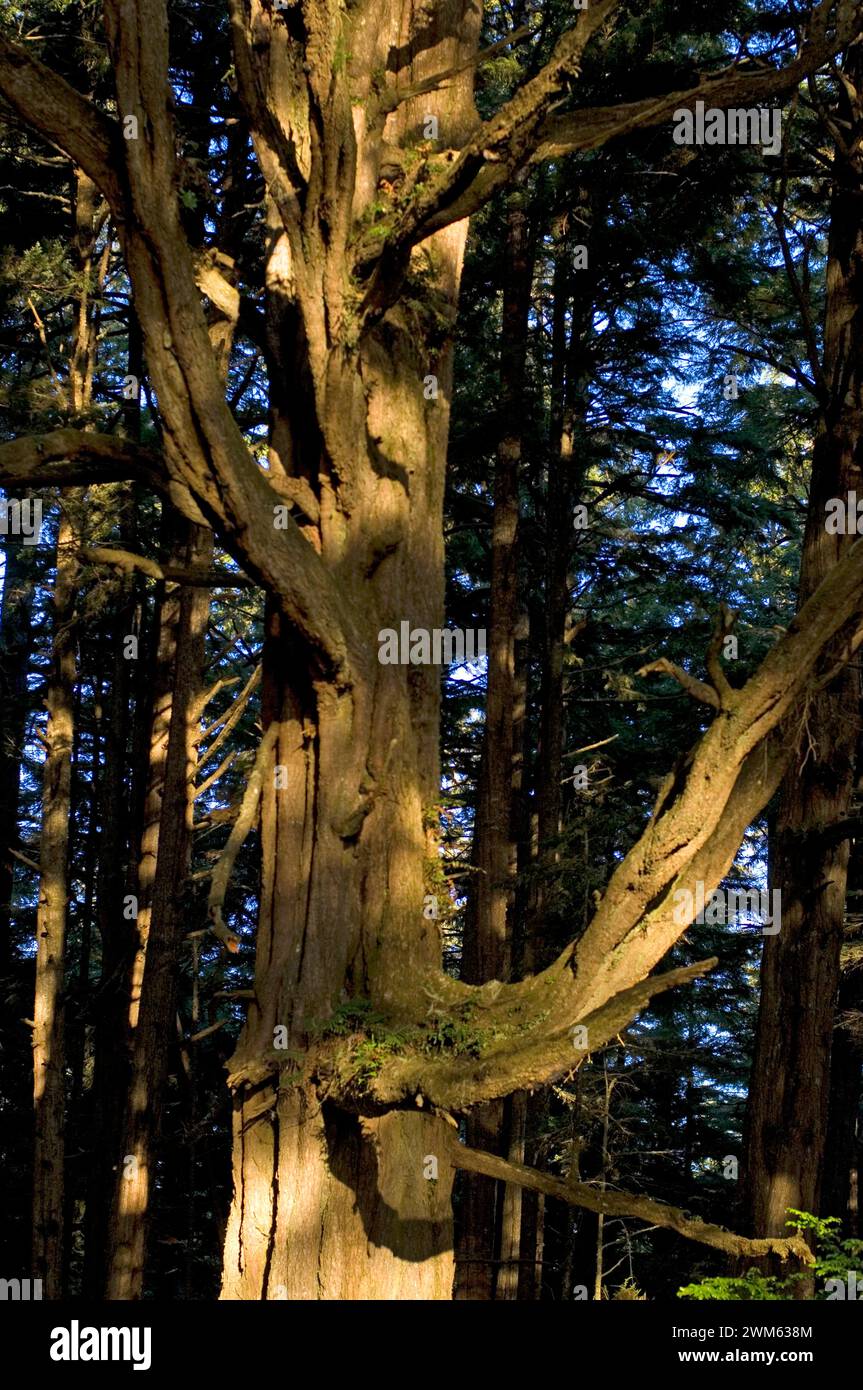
top-left (3, 0), bottom-right (863, 1298)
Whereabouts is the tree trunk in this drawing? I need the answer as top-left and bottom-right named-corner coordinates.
top-left (5, 0), bottom-right (863, 1303)
top-left (105, 522), bottom-right (211, 1299)
top-left (745, 54), bottom-right (863, 1240)
top-left (0, 527), bottom-right (35, 972)
top-left (457, 175), bottom-right (532, 1301)
top-left (32, 505), bottom-right (78, 1298)
top-left (220, 601), bottom-right (456, 1299)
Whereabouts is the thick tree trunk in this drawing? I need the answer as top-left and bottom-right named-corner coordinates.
top-left (745, 61), bottom-right (863, 1238)
top-left (217, 1), bottom-right (479, 1294)
top-left (220, 599), bottom-right (456, 1298)
top-left (32, 506), bottom-right (78, 1298)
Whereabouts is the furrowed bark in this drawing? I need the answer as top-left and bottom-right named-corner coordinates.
top-left (7, 0), bottom-right (863, 1303)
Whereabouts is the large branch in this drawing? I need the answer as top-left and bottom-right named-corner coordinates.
top-left (353, 535), bottom-right (863, 1110)
top-left (0, 429), bottom-right (208, 524)
top-left (387, 0), bottom-right (862, 247)
top-left (351, 960), bottom-right (714, 1111)
top-left (448, 1140), bottom-right (813, 1266)
top-left (81, 546), bottom-right (256, 588)
top-left (637, 657), bottom-right (721, 709)
top-left (366, 0), bottom-right (620, 266)
top-left (0, 35), bottom-right (124, 213)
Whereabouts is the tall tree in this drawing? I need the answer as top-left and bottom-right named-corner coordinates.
top-left (745, 40), bottom-right (863, 1244)
top-left (32, 502), bottom-right (77, 1298)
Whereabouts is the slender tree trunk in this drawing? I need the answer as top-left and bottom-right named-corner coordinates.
top-left (84, 600), bottom-right (138, 1292)
top-left (823, 816), bottom-right (863, 1235)
top-left (106, 291), bottom-right (230, 1296)
top-left (823, 1012), bottom-right (862, 1233)
top-left (32, 505), bottom-right (78, 1298)
top-left (105, 523), bottom-right (211, 1299)
top-left (456, 175), bottom-right (533, 1300)
top-left (0, 528), bottom-right (35, 971)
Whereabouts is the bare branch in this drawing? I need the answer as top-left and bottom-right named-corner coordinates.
top-left (81, 545), bottom-right (255, 588)
top-left (636, 658), bottom-right (721, 709)
top-left (200, 665), bottom-right (262, 762)
top-left (705, 604), bottom-right (736, 707)
top-left (9, 847), bottom-right (40, 874)
top-left (193, 751), bottom-right (237, 803)
top-left (448, 1139), bottom-right (813, 1265)
top-left (0, 429), bottom-right (209, 526)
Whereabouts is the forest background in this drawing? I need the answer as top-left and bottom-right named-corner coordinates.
top-left (1, 0), bottom-right (862, 1302)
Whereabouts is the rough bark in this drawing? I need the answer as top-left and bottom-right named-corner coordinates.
top-left (219, 601), bottom-right (457, 1299)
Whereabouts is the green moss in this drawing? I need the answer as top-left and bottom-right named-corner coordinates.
top-left (314, 993), bottom-right (548, 1097)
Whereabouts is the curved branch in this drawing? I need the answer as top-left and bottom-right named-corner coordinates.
top-left (0, 429), bottom-right (209, 525)
top-left (535, 0), bottom-right (863, 160)
top-left (82, 546), bottom-right (255, 588)
top-left (372, 0), bottom-right (620, 259)
top-left (362, 960), bottom-right (715, 1111)
top-left (359, 535), bottom-right (863, 1109)
top-left (206, 726), bottom-right (278, 952)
